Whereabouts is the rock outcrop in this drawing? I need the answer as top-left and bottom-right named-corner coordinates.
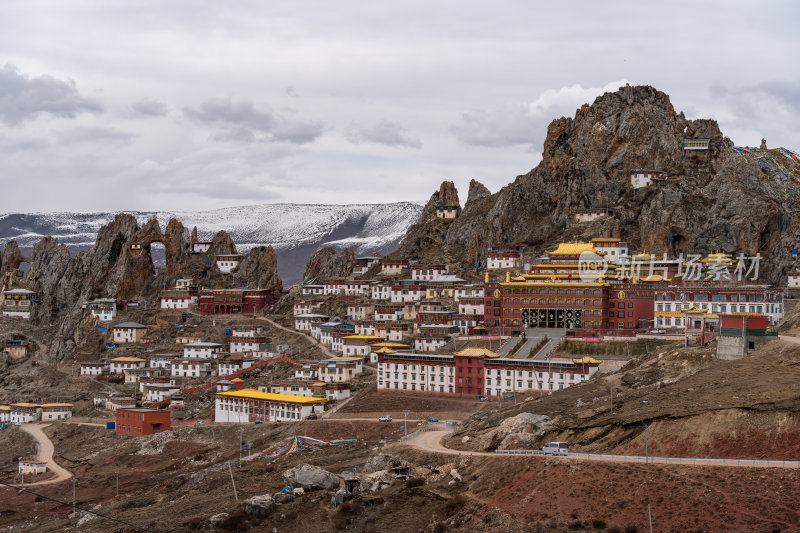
top-left (282, 464), bottom-right (339, 491)
top-left (477, 412), bottom-right (554, 451)
top-left (302, 246), bottom-right (354, 282)
top-left (0, 240), bottom-right (29, 274)
top-left (231, 246), bottom-right (283, 299)
top-left (393, 85), bottom-right (800, 283)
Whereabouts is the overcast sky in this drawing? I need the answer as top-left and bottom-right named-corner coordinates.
top-left (1, 1), bottom-right (797, 212)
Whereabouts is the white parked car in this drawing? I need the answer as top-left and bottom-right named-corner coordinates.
top-left (541, 442), bottom-right (569, 455)
top-left (378, 415), bottom-right (393, 422)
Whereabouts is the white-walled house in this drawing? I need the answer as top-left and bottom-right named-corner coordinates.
top-left (109, 357), bottom-right (147, 374)
top-left (411, 265), bottom-right (448, 281)
top-left (788, 271), bottom-right (800, 288)
top-left (300, 284), bottom-right (324, 296)
top-left (10, 403), bottom-right (40, 424)
top-left (86, 298), bottom-right (117, 321)
top-left (171, 359), bottom-right (213, 379)
top-left (295, 313), bottom-right (328, 332)
top-left (80, 362), bottom-right (106, 376)
top-left (112, 322), bottom-right (147, 344)
top-left (317, 357), bottom-right (364, 383)
top-left (216, 254), bottom-right (242, 273)
top-left (380, 260), bottom-right (409, 276)
top-left (214, 390), bottom-right (326, 423)
top-left (183, 342), bottom-right (223, 359)
top-left (39, 403), bottom-right (72, 421)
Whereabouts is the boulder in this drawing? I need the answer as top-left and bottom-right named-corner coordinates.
top-left (244, 495), bottom-right (274, 517)
top-left (282, 464), bottom-right (339, 491)
top-left (360, 454), bottom-right (409, 474)
top-left (209, 513), bottom-right (229, 527)
top-left (478, 412), bottom-right (554, 451)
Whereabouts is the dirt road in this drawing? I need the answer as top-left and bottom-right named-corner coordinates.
top-left (779, 335), bottom-right (800, 345)
top-left (399, 430), bottom-right (800, 469)
top-left (18, 424), bottom-right (73, 486)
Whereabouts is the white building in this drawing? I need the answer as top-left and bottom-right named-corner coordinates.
top-left (347, 304), bottom-right (374, 321)
top-left (294, 300), bottom-right (322, 316)
top-left (112, 322), bottom-right (147, 344)
top-left (2, 288), bottom-right (35, 319)
top-left (171, 359), bottom-right (212, 378)
top-left (19, 461), bottom-right (47, 475)
top-left (230, 336), bottom-right (267, 354)
top-left (630, 169), bottom-right (667, 189)
top-left (411, 265), bottom-right (448, 281)
top-left (788, 271), bottom-right (800, 288)
top-left (591, 238), bottom-right (629, 262)
top-left (183, 342), bottom-right (223, 359)
top-left (9, 403), bottom-right (40, 424)
top-left (371, 283), bottom-right (392, 300)
top-left (80, 362), bottom-right (106, 376)
top-left (109, 357), bottom-right (147, 374)
top-left (143, 384), bottom-right (181, 403)
top-left (216, 254), bottom-right (242, 273)
top-left (317, 357), bottom-right (364, 383)
top-left (300, 284), bottom-right (324, 296)
top-left (436, 205), bottom-right (460, 219)
top-left (486, 248), bottom-right (522, 270)
top-left (295, 313), bottom-right (328, 332)
top-left (390, 286), bottom-right (425, 303)
top-left (455, 285), bottom-right (484, 300)
top-left (218, 358), bottom-right (256, 376)
top-left (353, 257), bottom-right (381, 275)
top-left (40, 403), bottom-right (72, 421)
top-left (148, 353), bottom-right (180, 369)
top-left (0, 405), bottom-right (10, 423)
top-left (380, 261), bottom-right (409, 276)
top-left (192, 242), bottom-right (212, 253)
top-left (458, 298), bottom-right (485, 316)
top-left (413, 337), bottom-right (450, 353)
top-left (86, 298), bottom-right (117, 321)
top-left (214, 390), bottom-right (326, 423)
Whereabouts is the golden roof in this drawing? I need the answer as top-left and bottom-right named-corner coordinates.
top-left (10, 403), bottom-right (39, 408)
top-left (0, 405), bottom-right (10, 411)
top-left (39, 403), bottom-right (73, 408)
top-left (216, 389), bottom-right (327, 404)
top-left (632, 251), bottom-right (652, 261)
top-left (109, 357), bottom-right (146, 363)
top-left (700, 251), bottom-right (735, 264)
top-left (591, 237), bottom-right (621, 243)
top-left (572, 356), bottom-right (602, 364)
top-left (546, 242), bottom-right (604, 256)
top-left (372, 347), bottom-right (398, 354)
top-left (341, 335), bottom-right (384, 340)
top-left (369, 342), bottom-right (410, 348)
top-left (454, 347), bottom-right (501, 358)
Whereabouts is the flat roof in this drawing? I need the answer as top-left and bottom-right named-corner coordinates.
top-left (216, 389), bottom-right (326, 404)
top-left (110, 357), bottom-right (146, 362)
top-left (118, 407), bottom-right (167, 413)
top-left (113, 321), bottom-right (147, 329)
top-left (186, 342), bottom-right (223, 347)
top-left (40, 403), bottom-right (73, 408)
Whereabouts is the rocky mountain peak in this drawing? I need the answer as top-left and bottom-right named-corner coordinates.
top-left (391, 84), bottom-right (800, 283)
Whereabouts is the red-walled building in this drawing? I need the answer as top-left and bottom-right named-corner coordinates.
top-left (115, 408), bottom-right (171, 435)
top-left (199, 289), bottom-right (270, 315)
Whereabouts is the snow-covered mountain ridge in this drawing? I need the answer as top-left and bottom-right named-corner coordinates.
top-left (0, 202), bottom-right (424, 284)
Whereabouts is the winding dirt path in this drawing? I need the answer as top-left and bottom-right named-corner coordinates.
top-left (18, 424), bottom-right (73, 487)
top-left (399, 430), bottom-right (800, 469)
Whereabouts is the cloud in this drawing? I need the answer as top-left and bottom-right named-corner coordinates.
top-left (54, 126), bottom-right (136, 145)
top-left (0, 63), bottom-right (103, 126)
top-left (452, 80), bottom-right (629, 150)
top-left (128, 98), bottom-right (169, 118)
top-left (705, 80), bottom-right (799, 146)
top-left (183, 98), bottom-right (323, 144)
top-left (346, 119), bottom-right (422, 149)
